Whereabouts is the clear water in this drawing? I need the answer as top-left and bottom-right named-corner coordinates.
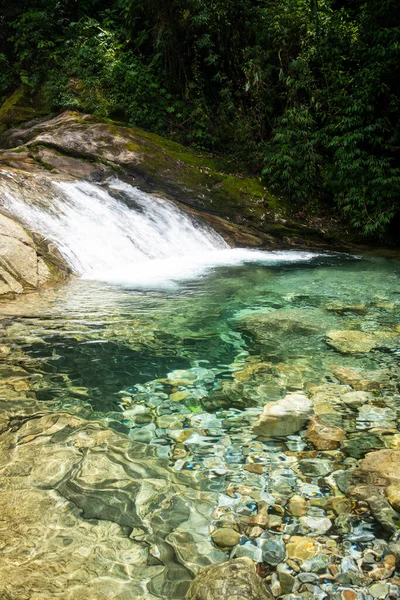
top-left (0, 173), bottom-right (400, 598)
top-left (2, 252), bottom-right (399, 419)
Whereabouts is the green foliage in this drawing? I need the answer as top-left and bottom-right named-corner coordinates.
top-left (0, 0), bottom-right (399, 237)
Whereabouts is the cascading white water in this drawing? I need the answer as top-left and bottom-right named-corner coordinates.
top-left (0, 174), bottom-right (323, 287)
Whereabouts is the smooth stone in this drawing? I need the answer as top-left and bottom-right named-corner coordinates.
top-left (297, 572), bottom-right (319, 583)
top-left (185, 557), bottom-right (273, 600)
top-left (170, 390), bottom-right (190, 401)
top-left (299, 516), bottom-right (332, 535)
top-left (331, 497), bottom-right (352, 515)
top-left (306, 416), bottom-right (346, 450)
top-left (211, 528), bottom-right (241, 549)
top-left (286, 536), bottom-right (318, 561)
top-left (257, 533), bottom-right (286, 565)
top-left (253, 393), bottom-right (313, 437)
top-left (233, 542), bottom-right (263, 563)
top-left (301, 554), bottom-right (330, 573)
top-left (351, 449), bottom-right (400, 511)
top-left (356, 405), bottom-right (396, 428)
top-left (277, 568), bottom-right (295, 594)
top-left (368, 583), bottom-right (389, 598)
top-left (298, 459), bottom-right (333, 477)
top-left (244, 463), bottom-right (265, 474)
top-left (288, 495), bottom-right (308, 517)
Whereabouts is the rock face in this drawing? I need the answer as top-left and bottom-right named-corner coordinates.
top-left (0, 110), bottom-right (349, 249)
top-left (253, 393), bottom-right (314, 437)
top-left (185, 558), bottom-right (273, 600)
top-left (0, 211), bottom-right (69, 295)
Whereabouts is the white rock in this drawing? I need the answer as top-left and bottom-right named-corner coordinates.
top-left (299, 516), bottom-right (332, 535)
top-left (253, 393), bottom-right (313, 437)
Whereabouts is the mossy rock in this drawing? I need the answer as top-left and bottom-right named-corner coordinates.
top-left (0, 109), bottom-right (349, 247)
top-left (0, 87), bottom-right (48, 135)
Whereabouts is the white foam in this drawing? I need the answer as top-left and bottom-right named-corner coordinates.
top-left (0, 175), bottom-right (325, 288)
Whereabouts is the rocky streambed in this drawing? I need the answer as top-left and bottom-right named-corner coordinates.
top-left (0, 252), bottom-right (398, 600)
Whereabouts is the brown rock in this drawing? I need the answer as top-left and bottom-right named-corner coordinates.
top-left (253, 393), bottom-right (313, 437)
top-left (352, 449), bottom-right (400, 511)
top-left (326, 330), bottom-right (399, 354)
top-left (245, 463), bottom-right (265, 474)
top-left (248, 514), bottom-right (269, 528)
top-left (305, 415), bottom-right (346, 450)
top-left (288, 495), bottom-right (307, 517)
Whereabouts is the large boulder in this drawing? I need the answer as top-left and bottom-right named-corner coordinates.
top-left (185, 558), bottom-right (273, 600)
top-left (253, 393), bottom-right (314, 437)
top-left (0, 211), bottom-right (69, 296)
top-left (0, 110), bottom-right (348, 248)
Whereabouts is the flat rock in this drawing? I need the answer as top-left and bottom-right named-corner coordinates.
top-left (326, 330), bottom-right (399, 354)
top-left (185, 557), bottom-right (273, 600)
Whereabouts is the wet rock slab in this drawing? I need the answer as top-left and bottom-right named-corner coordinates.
top-left (0, 411), bottom-right (225, 599)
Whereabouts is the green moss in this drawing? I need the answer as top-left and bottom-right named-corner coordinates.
top-left (11, 147), bottom-right (26, 153)
top-left (0, 87), bottom-right (48, 134)
top-left (123, 141), bottom-right (142, 152)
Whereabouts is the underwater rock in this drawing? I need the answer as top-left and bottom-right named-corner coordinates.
top-left (238, 308), bottom-right (326, 346)
top-left (349, 449), bottom-right (400, 512)
top-left (333, 366), bottom-right (381, 392)
top-left (288, 495), bottom-right (308, 517)
top-left (341, 432), bottom-right (385, 459)
top-left (305, 416), bottom-right (346, 450)
top-left (299, 516), bottom-right (332, 535)
top-left (286, 536), bottom-right (318, 561)
top-left (211, 527), bottom-right (241, 549)
top-left (340, 391), bottom-right (375, 408)
top-left (185, 557), bottom-right (273, 600)
top-left (326, 330), bottom-right (399, 354)
top-left (253, 393), bottom-right (313, 437)
top-left (0, 410), bottom-right (226, 599)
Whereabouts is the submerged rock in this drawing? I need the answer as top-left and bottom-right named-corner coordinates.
top-left (185, 557), bottom-right (273, 600)
top-left (211, 528), bottom-right (241, 549)
top-left (349, 449), bottom-right (400, 512)
top-left (238, 308), bottom-right (327, 347)
top-left (305, 415), bottom-right (346, 450)
top-left (326, 330), bottom-right (399, 354)
top-left (253, 393), bottom-right (313, 437)
top-left (286, 536), bottom-right (318, 561)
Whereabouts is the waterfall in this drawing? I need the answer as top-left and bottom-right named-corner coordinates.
top-left (0, 174), bottom-right (323, 287)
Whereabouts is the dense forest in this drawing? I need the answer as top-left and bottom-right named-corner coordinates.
top-left (0, 0), bottom-right (399, 237)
